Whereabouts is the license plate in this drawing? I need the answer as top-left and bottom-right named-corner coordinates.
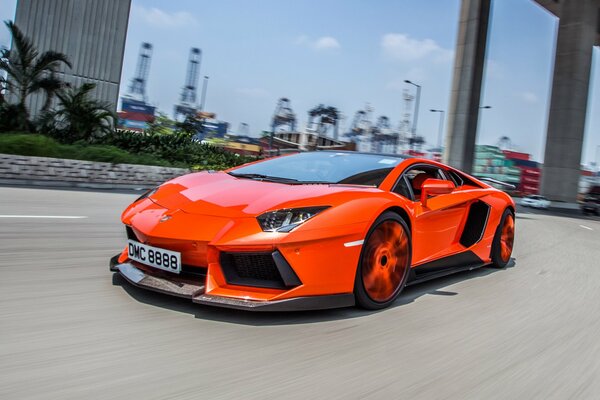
top-left (127, 240), bottom-right (181, 274)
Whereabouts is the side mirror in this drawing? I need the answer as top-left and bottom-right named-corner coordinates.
top-left (420, 179), bottom-right (455, 206)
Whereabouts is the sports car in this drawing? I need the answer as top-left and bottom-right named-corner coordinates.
top-left (110, 151), bottom-right (515, 311)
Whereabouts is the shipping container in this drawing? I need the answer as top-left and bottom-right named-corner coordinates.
top-left (119, 119), bottom-right (148, 129)
top-left (121, 98), bottom-right (156, 115)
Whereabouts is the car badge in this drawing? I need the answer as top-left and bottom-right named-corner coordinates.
top-left (160, 215), bottom-right (172, 223)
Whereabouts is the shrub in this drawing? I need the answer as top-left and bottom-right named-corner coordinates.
top-left (96, 130), bottom-right (256, 169)
top-left (0, 133), bottom-right (175, 167)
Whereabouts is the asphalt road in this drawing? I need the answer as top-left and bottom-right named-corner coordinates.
top-left (2, 186), bottom-right (600, 400)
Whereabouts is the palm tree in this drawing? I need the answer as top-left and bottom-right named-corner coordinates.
top-left (40, 83), bottom-right (115, 143)
top-left (0, 21), bottom-right (71, 130)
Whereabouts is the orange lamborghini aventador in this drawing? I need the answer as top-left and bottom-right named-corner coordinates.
top-left (110, 151), bottom-right (515, 311)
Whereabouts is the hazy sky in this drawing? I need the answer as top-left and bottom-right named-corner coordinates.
top-left (1, 0), bottom-right (599, 164)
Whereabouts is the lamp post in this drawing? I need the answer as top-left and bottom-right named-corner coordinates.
top-left (595, 145), bottom-right (600, 184)
top-left (405, 80), bottom-right (421, 149)
top-left (476, 105), bottom-right (492, 143)
top-left (199, 75), bottom-right (209, 112)
top-left (429, 109), bottom-right (445, 149)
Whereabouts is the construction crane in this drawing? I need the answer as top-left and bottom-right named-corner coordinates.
top-left (269, 98), bottom-right (297, 149)
top-left (307, 104), bottom-right (340, 139)
top-left (174, 47), bottom-right (202, 120)
top-left (127, 42), bottom-right (152, 102)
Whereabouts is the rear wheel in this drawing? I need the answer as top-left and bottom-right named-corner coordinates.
top-left (354, 212), bottom-right (411, 310)
top-left (491, 209), bottom-right (515, 268)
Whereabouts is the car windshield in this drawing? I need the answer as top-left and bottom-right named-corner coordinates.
top-left (229, 151), bottom-right (408, 185)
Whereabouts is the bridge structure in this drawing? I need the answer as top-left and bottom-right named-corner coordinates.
top-left (446, 0), bottom-right (600, 202)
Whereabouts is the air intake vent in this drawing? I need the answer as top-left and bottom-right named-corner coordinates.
top-left (220, 251), bottom-right (300, 289)
top-left (459, 200), bottom-right (490, 247)
top-left (126, 226), bottom-right (137, 241)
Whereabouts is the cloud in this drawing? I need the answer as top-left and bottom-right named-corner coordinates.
top-left (519, 91), bottom-right (539, 103)
top-left (295, 35), bottom-right (341, 51)
top-left (236, 87), bottom-right (270, 98)
top-left (132, 5), bottom-right (198, 29)
top-left (381, 33), bottom-right (453, 63)
top-left (314, 37), bottom-right (341, 50)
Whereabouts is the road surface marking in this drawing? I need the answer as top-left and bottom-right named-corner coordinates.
top-left (0, 215), bottom-right (87, 219)
top-left (344, 239), bottom-right (364, 247)
top-left (579, 225), bottom-right (593, 231)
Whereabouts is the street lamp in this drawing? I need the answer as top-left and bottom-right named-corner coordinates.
top-left (476, 105), bottom-right (492, 142)
top-left (405, 80), bottom-right (421, 149)
top-left (429, 109), bottom-right (445, 149)
top-left (199, 76), bottom-right (209, 112)
top-left (595, 145), bottom-right (600, 184)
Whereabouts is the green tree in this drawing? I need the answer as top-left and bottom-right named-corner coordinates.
top-left (0, 21), bottom-right (71, 131)
top-left (40, 83), bottom-right (115, 143)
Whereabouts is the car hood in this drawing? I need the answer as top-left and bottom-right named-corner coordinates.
top-left (148, 171), bottom-right (380, 217)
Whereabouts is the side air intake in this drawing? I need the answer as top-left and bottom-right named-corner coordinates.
top-left (460, 200), bottom-right (490, 247)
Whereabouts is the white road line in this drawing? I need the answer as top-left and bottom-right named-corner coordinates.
top-left (0, 215), bottom-right (87, 219)
top-left (344, 239), bottom-right (364, 247)
top-left (579, 225), bottom-right (593, 231)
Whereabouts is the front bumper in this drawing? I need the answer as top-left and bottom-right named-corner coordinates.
top-left (110, 255), bottom-right (355, 311)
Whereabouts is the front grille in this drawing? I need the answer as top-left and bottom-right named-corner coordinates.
top-left (220, 252), bottom-right (294, 289)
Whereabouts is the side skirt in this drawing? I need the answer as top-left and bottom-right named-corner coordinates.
top-left (406, 250), bottom-right (489, 286)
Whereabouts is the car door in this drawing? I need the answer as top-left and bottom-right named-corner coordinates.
top-left (393, 164), bottom-right (473, 265)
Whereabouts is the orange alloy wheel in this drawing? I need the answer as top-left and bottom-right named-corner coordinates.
top-left (500, 214), bottom-right (514, 262)
top-left (361, 220), bottom-right (410, 303)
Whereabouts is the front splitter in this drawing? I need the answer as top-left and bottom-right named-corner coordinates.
top-left (110, 255), bottom-right (355, 312)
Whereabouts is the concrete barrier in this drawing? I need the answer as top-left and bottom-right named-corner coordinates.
top-left (0, 153), bottom-right (190, 190)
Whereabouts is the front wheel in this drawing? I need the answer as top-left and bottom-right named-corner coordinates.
top-left (354, 212), bottom-right (412, 310)
top-left (491, 208), bottom-right (515, 268)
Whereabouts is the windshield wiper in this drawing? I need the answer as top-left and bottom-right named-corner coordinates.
top-left (228, 172), bottom-right (332, 184)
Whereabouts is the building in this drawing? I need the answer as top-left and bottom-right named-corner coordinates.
top-left (13, 0), bottom-right (131, 116)
top-left (261, 130), bottom-right (356, 154)
top-left (209, 135), bottom-right (263, 157)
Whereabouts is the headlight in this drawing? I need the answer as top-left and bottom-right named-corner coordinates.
top-left (257, 206), bottom-right (330, 232)
top-left (134, 187), bottom-right (158, 203)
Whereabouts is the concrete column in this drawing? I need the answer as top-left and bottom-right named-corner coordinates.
top-left (444, 0), bottom-right (491, 173)
top-left (541, 0), bottom-right (598, 202)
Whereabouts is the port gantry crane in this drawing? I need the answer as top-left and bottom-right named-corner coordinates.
top-left (127, 42), bottom-right (153, 103)
top-left (345, 107), bottom-right (372, 148)
top-left (269, 98), bottom-right (297, 149)
top-left (174, 47), bottom-right (202, 121)
top-left (307, 104), bottom-right (340, 139)
top-left (370, 115), bottom-right (399, 153)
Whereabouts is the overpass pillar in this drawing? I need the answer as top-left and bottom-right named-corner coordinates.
top-left (541, 0), bottom-right (598, 202)
top-left (444, 0), bottom-right (491, 173)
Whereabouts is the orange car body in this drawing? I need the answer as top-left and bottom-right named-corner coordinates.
top-left (111, 154), bottom-right (515, 311)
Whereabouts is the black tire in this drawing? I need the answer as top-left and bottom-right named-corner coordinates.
top-left (354, 212), bottom-right (412, 310)
top-left (491, 208), bottom-right (515, 268)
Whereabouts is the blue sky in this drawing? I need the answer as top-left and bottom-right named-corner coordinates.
top-left (1, 0), bottom-right (599, 164)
